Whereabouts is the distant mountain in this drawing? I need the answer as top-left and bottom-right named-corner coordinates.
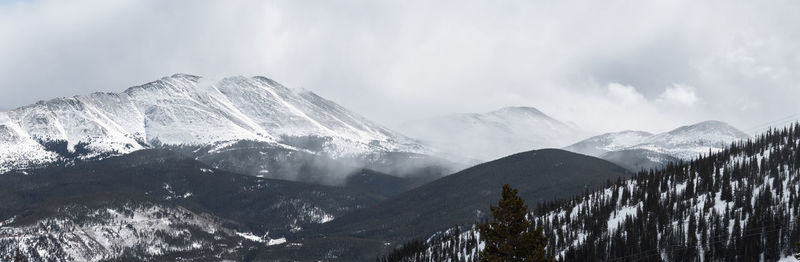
top-left (0, 74), bottom-right (445, 184)
top-left (400, 106), bottom-right (589, 161)
top-left (565, 120), bottom-right (750, 171)
top-left (631, 120), bottom-right (750, 159)
top-left (563, 130), bottom-right (653, 157)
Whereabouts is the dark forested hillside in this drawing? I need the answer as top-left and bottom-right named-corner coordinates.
top-left (384, 123), bottom-right (800, 261)
top-left (0, 149), bottom-right (387, 260)
top-left (322, 149), bottom-right (630, 242)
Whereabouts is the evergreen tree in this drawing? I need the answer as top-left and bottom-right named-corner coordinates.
top-left (12, 247), bottom-right (27, 262)
top-left (795, 220), bottom-right (800, 260)
top-left (477, 184), bottom-right (553, 262)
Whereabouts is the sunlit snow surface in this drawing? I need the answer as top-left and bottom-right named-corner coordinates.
top-left (235, 232), bottom-right (287, 246)
top-left (0, 112), bottom-right (60, 173)
top-left (0, 74), bottom-right (424, 173)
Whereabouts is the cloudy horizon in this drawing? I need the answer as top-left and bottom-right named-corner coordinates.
top-left (1, 0), bottom-right (799, 135)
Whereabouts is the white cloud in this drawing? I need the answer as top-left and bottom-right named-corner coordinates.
top-left (0, 0), bottom-right (799, 134)
top-left (658, 84), bottom-right (699, 107)
top-left (607, 83), bottom-right (646, 105)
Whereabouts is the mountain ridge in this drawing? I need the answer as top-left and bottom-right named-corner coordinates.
top-left (0, 74), bottom-right (433, 182)
top-left (564, 120), bottom-right (750, 171)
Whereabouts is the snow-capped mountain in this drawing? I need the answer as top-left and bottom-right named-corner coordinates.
top-left (631, 120), bottom-right (750, 159)
top-left (0, 74), bottom-right (429, 180)
top-left (562, 130), bottom-right (653, 157)
top-left (565, 120), bottom-right (750, 171)
top-left (399, 106), bottom-right (589, 161)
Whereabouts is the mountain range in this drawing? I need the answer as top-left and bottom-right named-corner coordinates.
top-left (0, 73), bottom-right (772, 261)
top-left (564, 120), bottom-right (750, 171)
top-left (0, 74), bottom-right (445, 185)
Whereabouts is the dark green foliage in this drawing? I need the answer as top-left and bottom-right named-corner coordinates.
top-left (378, 226), bottom-right (483, 262)
top-left (36, 140), bottom-right (98, 159)
top-left (796, 239), bottom-right (800, 259)
top-left (377, 239), bottom-right (428, 262)
top-left (12, 247), bottom-right (27, 262)
top-left (536, 123), bottom-right (800, 261)
top-left (477, 184), bottom-right (552, 262)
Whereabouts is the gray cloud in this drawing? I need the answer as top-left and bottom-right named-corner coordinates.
top-left (1, 0), bottom-right (799, 135)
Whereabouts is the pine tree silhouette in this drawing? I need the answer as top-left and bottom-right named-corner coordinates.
top-left (12, 247), bottom-right (27, 262)
top-left (477, 184), bottom-right (553, 262)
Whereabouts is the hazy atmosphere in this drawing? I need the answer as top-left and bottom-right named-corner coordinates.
top-left (1, 0), bottom-right (799, 134)
top-left (3, 1), bottom-right (800, 260)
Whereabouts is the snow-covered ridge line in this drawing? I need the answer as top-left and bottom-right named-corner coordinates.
top-left (0, 74), bottom-right (425, 173)
top-left (564, 120), bottom-right (751, 166)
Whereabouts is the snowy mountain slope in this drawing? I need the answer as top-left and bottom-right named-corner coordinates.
top-left (0, 112), bottom-right (60, 173)
top-left (0, 74), bottom-right (428, 178)
top-left (631, 120), bottom-right (750, 159)
top-left (564, 120), bottom-right (750, 171)
top-left (400, 106), bottom-right (589, 161)
top-left (563, 130), bottom-right (653, 157)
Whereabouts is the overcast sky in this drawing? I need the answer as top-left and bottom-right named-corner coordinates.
top-left (1, 0), bottom-right (799, 134)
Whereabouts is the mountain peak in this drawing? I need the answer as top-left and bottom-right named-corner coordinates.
top-left (667, 120), bottom-right (749, 139)
top-left (689, 120), bottom-right (739, 130)
top-left (168, 73), bottom-right (201, 80)
top-left (490, 106), bottom-right (546, 116)
top-left (564, 120), bottom-right (750, 171)
top-left (1, 74), bottom-right (426, 174)
top-left (678, 120), bottom-right (734, 130)
top-left (563, 130), bottom-right (653, 157)
top-left (615, 130), bottom-right (654, 136)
